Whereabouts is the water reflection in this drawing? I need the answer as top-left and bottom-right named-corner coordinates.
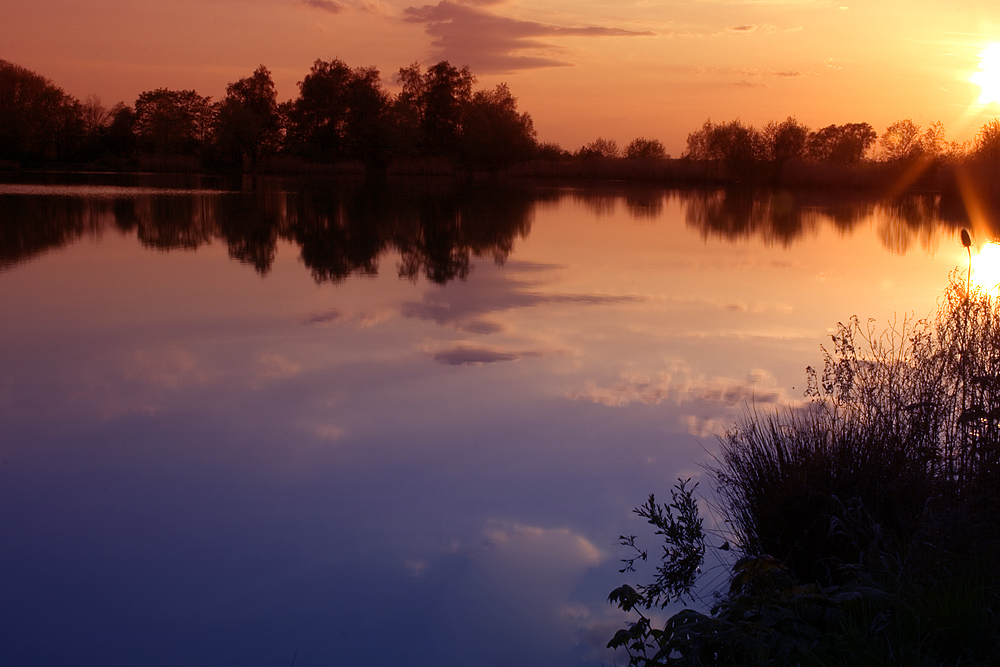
top-left (682, 188), bottom-right (971, 254)
top-left (0, 178), bottom-right (979, 281)
top-left (0, 174), bottom-right (971, 667)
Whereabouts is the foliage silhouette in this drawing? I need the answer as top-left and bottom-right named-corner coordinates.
top-left (805, 122), bottom-right (876, 164)
top-left (0, 59), bottom-right (85, 163)
top-left (8, 54), bottom-right (1000, 192)
top-left (762, 117), bottom-right (808, 164)
top-left (459, 83), bottom-right (537, 170)
top-left (214, 65), bottom-right (282, 167)
top-left (610, 272), bottom-right (1000, 666)
top-left (577, 138), bottom-right (620, 159)
top-left (133, 88), bottom-right (214, 156)
top-left (625, 138), bottom-right (668, 160)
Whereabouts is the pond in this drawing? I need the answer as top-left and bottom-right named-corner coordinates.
top-left (0, 173), bottom-right (966, 666)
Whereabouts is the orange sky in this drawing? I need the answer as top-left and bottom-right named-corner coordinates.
top-left (5, 0), bottom-right (1000, 155)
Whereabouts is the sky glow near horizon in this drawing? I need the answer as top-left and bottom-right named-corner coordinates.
top-left (6, 0), bottom-right (1000, 154)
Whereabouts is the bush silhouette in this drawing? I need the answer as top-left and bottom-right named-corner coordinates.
top-left (611, 271), bottom-right (1000, 666)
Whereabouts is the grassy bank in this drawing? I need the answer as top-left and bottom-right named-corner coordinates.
top-left (611, 274), bottom-right (1000, 666)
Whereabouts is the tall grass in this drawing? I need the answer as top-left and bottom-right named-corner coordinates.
top-left (715, 274), bottom-right (1000, 585)
top-left (610, 273), bottom-right (1000, 666)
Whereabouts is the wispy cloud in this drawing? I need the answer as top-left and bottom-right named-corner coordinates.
top-left (432, 344), bottom-right (522, 365)
top-left (302, 309), bottom-right (344, 325)
top-left (300, 0), bottom-right (345, 14)
top-left (402, 1), bottom-right (656, 73)
top-left (401, 261), bottom-right (641, 329)
top-left (430, 343), bottom-right (550, 365)
top-left (697, 65), bottom-right (813, 81)
top-left (568, 368), bottom-right (792, 408)
top-left (126, 349), bottom-right (215, 389)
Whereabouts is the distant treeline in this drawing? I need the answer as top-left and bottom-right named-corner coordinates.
top-left (3, 57), bottom-right (1000, 191)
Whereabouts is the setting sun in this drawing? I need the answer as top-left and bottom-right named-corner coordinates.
top-left (971, 43), bottom-right (1000, 105)
top-left (972, 242), bottom-right (1000, 291)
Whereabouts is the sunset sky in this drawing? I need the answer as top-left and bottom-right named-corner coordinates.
top-left (6, 0), bottom-right (1000, 155)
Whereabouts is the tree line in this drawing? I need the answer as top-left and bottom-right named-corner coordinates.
top-left (680, 116), bottom-right (1000, 173)
top-left (0, 58), bottom-right (542, 171)
top-left (5, 56), bottom-right (1000, 180)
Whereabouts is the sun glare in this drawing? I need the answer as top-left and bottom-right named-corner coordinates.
top-left (971, 43), bottom-right (1000, 105)
top-left (971, 242), bottom-right (1000, 292)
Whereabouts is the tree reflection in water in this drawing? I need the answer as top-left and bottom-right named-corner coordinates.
top-left (0, 176), bottom-right (985, 280)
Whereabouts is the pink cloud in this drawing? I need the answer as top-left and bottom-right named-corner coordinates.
top-left (301, 0), bottom-right (344, 14)
top-left (403, 1), bottom-right (655, 73)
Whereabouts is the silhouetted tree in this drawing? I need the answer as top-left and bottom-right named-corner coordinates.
top-left (578, 138), bottom-right (620, 158)
top-left (214, 65), bottom-right (281, 167)
top-left (536, 142), bottom-right (569, 160)
top-left (921, 121), bottom-right (949, 159)
top-left (878, 119), bottom-right (923, 162)
top-left (100, 103), bottom-right (138, 160)
top-left (80, 95), bottom-right (112, 136)
top-left (343, 65), bottom-right (391, 168)
top-left (422, 61), bottom-right (475, 156)
top-left (133, 88), bottom-right (214, 155)
top-left (762, 116), bottom-right (808, 164)
top-left (286, 58), bottom-right (353, 161)
top-left (712, 120), bottom-right (763, 166)
top-left (973, 118), bottom-right (1000, 163)
top-left (684, 119), bottom-right (763, 165)
top-left (459, 83), bottom-right (536, 170)
top-left (683, 120), bottom-right (714, 160)
top-left (806, 122), bottom-right (876, 164)
top-left (287, 59), bottom-right (390, 166)
top-left (387, 61), bottom-right (428, 158)
top-left (0, 59), bottom-right (85, 162)
top-left (624, 137), bottom-right (667, 159)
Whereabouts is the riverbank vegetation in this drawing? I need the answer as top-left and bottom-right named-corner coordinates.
top-left (4, 57), bottom-right (1000, 195)
top-left (610, 274), bottom-right (1000, 665)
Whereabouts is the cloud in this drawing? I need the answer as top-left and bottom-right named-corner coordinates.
top-left (254, 354), bottom-right (301, 383)
top-left (404, 559), bottom-right (429, 577)
top-left (456, 318), bottom-right (504, 334)
top-left (300, 0), bottom-right (344, 13)
top-left (479, 521), bottom-right (603, 570)
top-left (430, 343), bottom-right (551, 365)
top-left (302, 309), bottom-right (343, 326)
top-left (431, 345), bottom-right (521, 365)
top-left (402, 261), bottom-right (641, 329)
top-left (568, 368), bottom-right (791, 408)
top-left (301, 307), bottom-right (392, 328)
top-left (313, 422), bottom-right (346, 441)
top-left (694, 66), bottom-right (810, 83)
top-left (126, 349), bottom-right (214, 389)
top-left (683, 415), bottom-right (732, 439)
top-left (402, 1), bottom-right (655, 73)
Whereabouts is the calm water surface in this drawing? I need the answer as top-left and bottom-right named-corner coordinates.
top-left (0, 174), bottom-right (966, 666)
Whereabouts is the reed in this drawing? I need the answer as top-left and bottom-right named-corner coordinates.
top-left (610, 272), bottom-right (1000, 666)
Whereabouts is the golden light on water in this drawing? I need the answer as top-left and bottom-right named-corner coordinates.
top-left (971, 43), bottom-right (1000, 105)
top-left (972, 242), bottom-right (1000, 292)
